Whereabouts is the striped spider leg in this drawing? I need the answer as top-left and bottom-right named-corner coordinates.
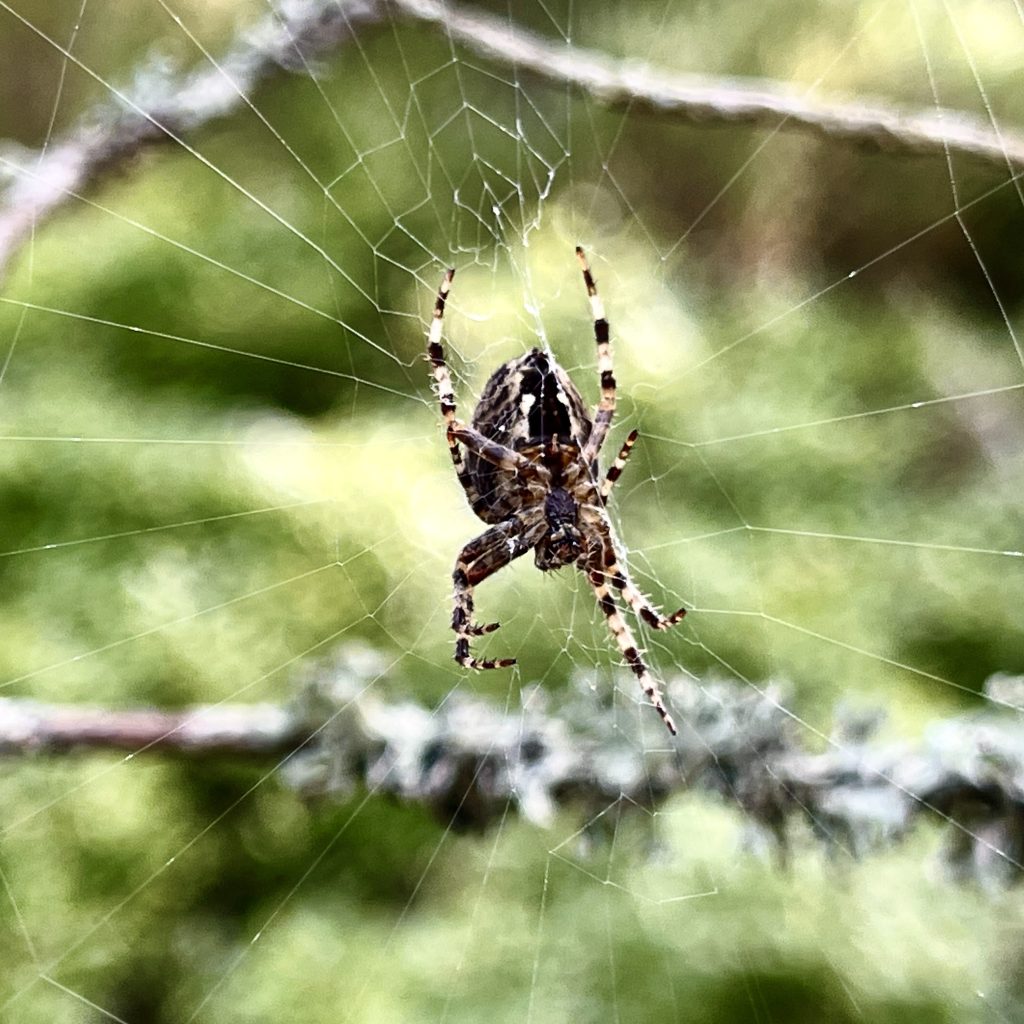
top-left (452, 508), bottom-right (548, 669)
top-left (579, 493), bottom-right (686, 734)
top-left (576, 246), bottom-right (616, 466)
top-left (601, 428), bottom-right (639, 502)
top-left (575, 250), bottom-right (685, 731)
top-left (427, 268), bottom-right (549, 667)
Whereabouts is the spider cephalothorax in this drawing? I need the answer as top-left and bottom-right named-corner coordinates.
top-left (426, 248), bottom-right (686, 734)
top-left (535, 487), bottom-right (582, 571)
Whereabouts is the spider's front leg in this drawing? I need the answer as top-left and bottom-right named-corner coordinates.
top-left (586, 560), bottom-right (678, 735)
top-left (592, 527), bottom-right (687, 630)
top-left (581, 504), bottom-right (687, 630)
top-left (452, 510), bottom-right (546, 670)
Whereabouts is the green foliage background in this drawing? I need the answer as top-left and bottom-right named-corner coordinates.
top-left (0, 0), bottom-right (1023, 1020)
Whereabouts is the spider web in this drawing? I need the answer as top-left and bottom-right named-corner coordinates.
top-left (0, 0), bottom-right (1023, 1021)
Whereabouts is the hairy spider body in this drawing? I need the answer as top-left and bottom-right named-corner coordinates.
top-left (464, 348), bottom-right (594, 523)
top-left (427, 249), bottom-right (686, 734)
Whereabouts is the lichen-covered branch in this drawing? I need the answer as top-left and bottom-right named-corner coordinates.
top-left (2, 650), bottom-right (1022, 886)
top-left (3, 0), bottom-right (1024, 279)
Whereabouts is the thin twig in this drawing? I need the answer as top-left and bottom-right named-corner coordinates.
top-left (0, 0), bottom-right (384, 278)
top-left (0, 697), bottom-right (302, 756)
top-left (391, 0), bottom-right (1024, 169)
top-left (2, 0), bottom-right (1024, 279)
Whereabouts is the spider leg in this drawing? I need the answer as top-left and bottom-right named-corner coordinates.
top-left (427, 270), bottom-right (547, 494)
top-left (586, 567), bottom-right (677, 735)
top-left (452, 510), bottom-right (545, 670)
top-left (427, 269), bottom-right (460, 457)
top-left (576, 246), bottom-right (615, 464)
top-left (591, 522), bottom-right (687, 629)
top-left (581, 506), bottom-right (687, 629)
top-left (449, 423), bottom-right (546, 481)
top-left (427, 270), bottom-right (501, 516)
top-left (610, 566), bottom-right (688, 631)
top-left (601, 428), bottom-right (639, 502)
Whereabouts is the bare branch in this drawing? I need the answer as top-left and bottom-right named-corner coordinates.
top-left (0, 0), bottom-right (385, 277)
top-left (0, 697), bottom-right (301, 756)
top-left (391, 0), bottom-right (1024, 171)
top-left (3, 654), bottom-right (1023, 885)
top-left (2, 0), bottom-right (1024, 279)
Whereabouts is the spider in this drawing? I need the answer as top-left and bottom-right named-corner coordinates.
top-left (426, 248), bottom-right (686, 734)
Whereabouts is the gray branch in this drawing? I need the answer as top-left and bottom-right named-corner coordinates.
top-left (0, 697), bottom-right (301, 756)
top-left (0, 0), bottom-right (385, 277)
top-left (3, 0), bottom-right (1024, 278)
top-left (3, 647), bottom-right (1023, 886)
top-left (391, 0), bottom-right (1024, 169)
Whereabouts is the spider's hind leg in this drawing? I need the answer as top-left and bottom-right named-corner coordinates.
top-left (601, 428), bottom-right (639, 502)
top-left (427, 269), bottom-right (459, 455)
top-left (427, 271), bottom-right (498, 506)
top-left (576, 246), bottom-right (615, 463)
top-left (427, 270), bottom-right (545, 515)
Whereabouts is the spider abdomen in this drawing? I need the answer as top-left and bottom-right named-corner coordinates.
top-left (471, 348), bottom-right (592, 446)
top-left (466, 348), bottom-right (594, 522)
